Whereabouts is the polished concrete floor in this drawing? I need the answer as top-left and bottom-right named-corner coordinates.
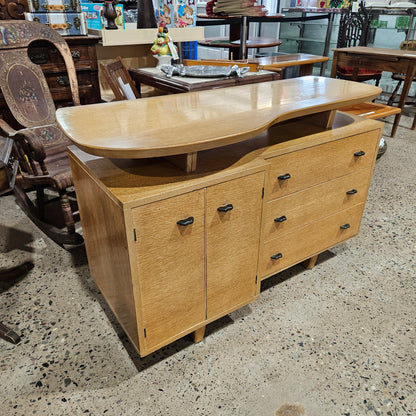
top-left (0, 113), bottom-right (415, 416)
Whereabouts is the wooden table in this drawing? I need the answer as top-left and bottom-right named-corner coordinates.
top-left (128, 67), bottom-right (280, 94)
top-left (330, 46), bottom-right (416, 137)
top-left (57, 77), bottom-right (384, 357)
top-left (198, 53), bottom-right (329, 77)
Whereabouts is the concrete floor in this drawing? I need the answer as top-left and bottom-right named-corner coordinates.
top-left (0, 112), bottom-right (415, 416)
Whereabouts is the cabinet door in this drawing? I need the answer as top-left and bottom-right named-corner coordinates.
top-left (206, 172), bottom-right (264, 320)
top-left (132, 190), bottom-right (205, 353)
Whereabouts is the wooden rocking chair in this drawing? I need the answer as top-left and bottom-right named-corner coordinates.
top-left (0, 21), bottom-right (83, 246)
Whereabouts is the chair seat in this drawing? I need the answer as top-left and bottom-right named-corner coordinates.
top-left (337, 65), bottom-right (382, 76)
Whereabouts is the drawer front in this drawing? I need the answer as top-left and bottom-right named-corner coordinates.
top-left (259, 203), bottom-right (365, 279)
top-left (46, 70), bottom-right (95, 90)
top-left (132, 190), bottom-right (206, 352)
top-left (29, 43), bottom-right (95, 72)
top-left (206, 172), bottom-right (264, 319)
top-left (45, 71), bottom-right (101, 105)
top-left (266, 130), bottom-right (379, 200)
top-left (262, 169), bottom-right (371, 243)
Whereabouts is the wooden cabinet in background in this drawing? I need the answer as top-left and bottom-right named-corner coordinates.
top-left (0, 35), bottom-right (101, 128)
top-left (68, 112), bottom-right (382, 357)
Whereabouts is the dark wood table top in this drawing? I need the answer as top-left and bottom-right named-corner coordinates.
top-left (129, 67), bottom-right (280, 94)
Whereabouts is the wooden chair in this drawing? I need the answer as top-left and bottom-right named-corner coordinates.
top-left (0, 20), bottom-right (83, 246)
top-left (387, 27), bottom-right (416, 130)
top-left (335, 3), bottom-right (382, 86)
top-left (100, 57), bottom-right (141, 101)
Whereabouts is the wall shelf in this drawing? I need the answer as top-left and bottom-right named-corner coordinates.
top-left (88, 27), bottom-right (205, 46)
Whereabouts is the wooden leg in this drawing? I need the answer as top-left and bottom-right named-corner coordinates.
top-left (391, 68), bottom-right (416, 137)
top-left (192, 326), bottom-right (205, 343)
top-left (302, 254), bottom-right (319, 270)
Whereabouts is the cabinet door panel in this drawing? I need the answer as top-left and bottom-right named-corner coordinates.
top-left (206, 172), bottom-right (264, 319)
top-left (132, 190), bottom-right (205, 351)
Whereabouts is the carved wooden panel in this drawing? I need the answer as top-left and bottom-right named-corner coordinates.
top-left (0, 0), bottom-right (29, 20)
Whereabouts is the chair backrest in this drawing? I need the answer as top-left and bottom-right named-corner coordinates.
top-left (100, 56), bottom-right (141, 101)
top-left (336, 3), bottom-right (371, 48)
top-left (0, 20), bottom-right (80, 130)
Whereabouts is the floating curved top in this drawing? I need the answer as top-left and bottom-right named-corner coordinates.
top-left (56, 76), bottom-right (382, 159)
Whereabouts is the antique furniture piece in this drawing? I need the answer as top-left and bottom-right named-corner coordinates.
top-left (185, 53), bottom-right (329, 78)
top-left (334, 4), bottom-right (382, 86)
top-left (0, 0), bottom-right (28, 20)
top-left (57, 77), bottom-right (383, 357)
top-left (198, 12), bottom-right (334, 73)
top-left (128, 66), bottom-right (280, 94)
top-left (0, 20), bottom-right (83, 246)
top-left (0, 135), bottom-right (34, 345)
top-left (0, 35), bottom-right (101, 127)
top-left (100, 56), bottom-right (141, 100)
top-left (330, 46), bottom-right (416, 137)
top-left (197, 14), bottom-right (284, 60)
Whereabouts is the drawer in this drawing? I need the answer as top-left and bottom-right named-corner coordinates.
top-left (28, 42), bottom-right (95, 72)
top-left (46, 70), bottom-right (96, 90)
top-left (259, 203), bottom-right (365, 279)
top-left (45, 71), bottom-right (101, 105)
top-left (265, 130), bottom-right (379, 200)
top-left (262, 169), bottom-right (371, 243)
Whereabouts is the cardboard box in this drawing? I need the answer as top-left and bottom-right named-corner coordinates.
top-left (81, 3), bottom-right (125, 30)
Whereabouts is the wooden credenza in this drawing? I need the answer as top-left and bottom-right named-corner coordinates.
top-left (67, 111), bottom-right (382, 357)
top-left (57, 77), bottom-right (383, 357)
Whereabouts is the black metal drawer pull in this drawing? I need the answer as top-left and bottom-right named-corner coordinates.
top-left (274, 215), bottom-right (287, 223)
top-left (340, 223), bottom-right (351, 230)
top-left (346, 189), bottom-right (358, 195)
top-left (177, 216), bottom-right (194, 226)
top-left (57, 75), bottom-right (70, 87)
top-left (217, 203), bottom-right (233, 212)
top-left (271, 252), bottom-right (283, 260)
top-left (71, 49), bottom-right (81, 60)
top-left (278, 173), bottom-right (291, 180)
top-left (354, 150), bottom-right (365, 157)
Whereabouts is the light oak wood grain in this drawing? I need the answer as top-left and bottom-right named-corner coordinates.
top-left (206, 172), bottom-right (264, 320)
top-left (262, 168), bottom-right (374, 243)
top-left (69, 155), bottom-right (140, 350)
top-left (67, 91), bottom-right (382, 356)
top-left (132, 190), bottom-right (206, 352)
top-left (259, 203), bottom-right (366, 279)
top-left (57, 77), bottom-right (381, 159)
top-left (265, 130), bottom-right (378, 201)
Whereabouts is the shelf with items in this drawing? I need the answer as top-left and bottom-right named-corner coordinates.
top-left (279, 8), bottom-right (340, 75)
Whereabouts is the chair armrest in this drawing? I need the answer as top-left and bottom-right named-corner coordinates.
top-left (0, 119), bottom-right (16, 136)
top-left (14, 130), bottom-right (46, 163)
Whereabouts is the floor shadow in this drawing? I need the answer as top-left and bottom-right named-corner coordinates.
top-left (0, 224), bottom-right (35, 253)
top-left (79, 250), bottom-right (338, 372)
top-left (261, 250), bottom-right (336, 293)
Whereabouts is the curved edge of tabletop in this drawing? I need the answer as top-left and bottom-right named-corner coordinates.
top-left (56, 78), bottom-right (382, 159)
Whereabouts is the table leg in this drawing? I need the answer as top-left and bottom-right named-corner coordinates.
top-left (330, 51), bottom-right (338, 79)
top-left (239, 16), bottom-right (249, 60)
top-left (321, 13), bottom-right (334, 76)
top-left (391, 63), bottom-right (416, 138)
top-left (299, 63), bottom-right (314, 77)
